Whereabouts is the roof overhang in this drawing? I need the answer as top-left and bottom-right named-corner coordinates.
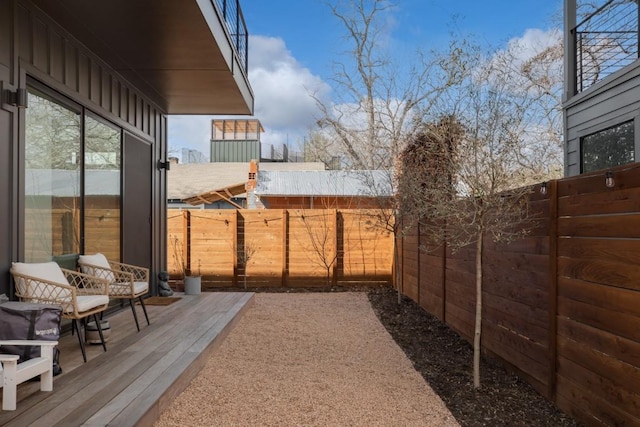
top-left (31, 0), bottom-right (254, 115)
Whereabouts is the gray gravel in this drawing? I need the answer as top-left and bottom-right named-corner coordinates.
top-left (154, 292), bottom-right (458, 427)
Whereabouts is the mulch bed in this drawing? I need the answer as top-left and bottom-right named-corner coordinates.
top-left (367, 287), bottom-right (582, 427)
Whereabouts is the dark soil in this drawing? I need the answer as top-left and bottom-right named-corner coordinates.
top-left (367, 287), bottom-right (581, 427)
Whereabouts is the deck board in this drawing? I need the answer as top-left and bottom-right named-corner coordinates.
top-left (0, 292), bottom-right (254, 427)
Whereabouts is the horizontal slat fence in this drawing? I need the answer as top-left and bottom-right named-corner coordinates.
top-left (400, 165), bottom-right (640, 426)
top-left (167, 209), bottom-right (393, 290)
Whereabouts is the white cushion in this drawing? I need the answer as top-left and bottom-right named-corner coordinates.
top-left (11, 262), bottom-right (68, 284)
top-left (11, 262), bottom-right (72, 301)
top-left (75, 295), bottom-right (109, 313)
top-left (79, 253), bottom-right (115, 282)
top-left (110, 281), bottom-right (148, 296)
top-left (132, 281), bottom-right (149, 294)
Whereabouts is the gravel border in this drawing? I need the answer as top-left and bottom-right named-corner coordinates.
top-left (154, 293), bottom-right (459, 426)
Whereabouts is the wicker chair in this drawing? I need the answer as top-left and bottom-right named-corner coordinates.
top-left (78, 253), bottom-right (150, 332)
top-left (10, 262), bottom-right (110, 363)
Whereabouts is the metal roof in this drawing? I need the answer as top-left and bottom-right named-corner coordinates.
top-left (167, 162), bottom-right (326, 200)
top-left (255, 170), bottom-right (392, 197)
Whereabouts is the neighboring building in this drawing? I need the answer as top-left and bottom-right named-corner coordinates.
top-left (254, 170), bottom-right (393, 209)
top-left (0, 0), bottom-right (253, 297)
top-left (210, 119), bottom-right (264, 162)
top-left (563, 0), bottom-right (639, 176)
top-left (168, 161), bottom-right (327, 209)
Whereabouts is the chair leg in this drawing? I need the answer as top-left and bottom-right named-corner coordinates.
top-left (129, 299), bottom-right (141, 332)
top-left (93, 314), bottom-right (107, 353)
top-left (73, 319), bottom-right (87, 363)
top-left (2, 358), bottom-right (18, 410)
top-left (139, 296), bottom-right (150, 326)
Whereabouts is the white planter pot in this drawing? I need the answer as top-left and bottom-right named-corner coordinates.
top-left (184, 276), bottom-right (201, 295)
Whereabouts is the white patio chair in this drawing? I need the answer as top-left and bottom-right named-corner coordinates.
top-left (10, 262), bottom-right (110, 363)
top-left (78, 253), bottom-right (150, 332)
top-left (0, 339), bottom-right (58, 410)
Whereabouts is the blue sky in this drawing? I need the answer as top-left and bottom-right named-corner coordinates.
top-left (168, 0), bottom-right (563, 160)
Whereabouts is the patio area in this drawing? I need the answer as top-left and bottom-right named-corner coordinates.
top-left (0, 291), bottom-right (254, 427)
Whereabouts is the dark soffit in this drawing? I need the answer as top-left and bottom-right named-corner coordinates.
top-left (30, 0), bottom-right (254, 115)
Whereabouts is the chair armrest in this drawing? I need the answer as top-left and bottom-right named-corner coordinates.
top-left (108, 260), bottom-right (149, 282)
top-left (0, 354), bottom-right (19, 362)
top-left (0, 340), bottom-right (58, 347)
top-left (76, 262), bottom-right (134, 284)
top-left (9, 270), bottom-right (76, 306)
top-left (61, 268), bottom-right (110, 296)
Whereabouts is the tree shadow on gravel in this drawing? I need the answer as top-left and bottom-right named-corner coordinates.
top-left (367, 287), bottom-right (582, 427)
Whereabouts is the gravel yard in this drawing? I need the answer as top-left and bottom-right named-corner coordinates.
top-left (154, 292), bottom-right (458, 427)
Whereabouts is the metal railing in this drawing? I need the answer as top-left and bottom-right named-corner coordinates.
top-left (573, 0), bottom-right (639, 93)
top-left (214, 0), bottom-right (249, 73)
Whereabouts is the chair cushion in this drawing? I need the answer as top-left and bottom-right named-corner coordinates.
top-left (11, 262), bottom-right (72, 301)
top-left (75, 295), bottom-right (109, 313)
top-left (110, 281), bottom-right (148, 297)
top-left (79, 253), bottom-right (115, 282)
top-left (133, 281), bottom-right (149, 294)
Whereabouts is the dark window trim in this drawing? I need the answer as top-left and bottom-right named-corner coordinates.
top-left (580, 119), bottom-right (635, 174)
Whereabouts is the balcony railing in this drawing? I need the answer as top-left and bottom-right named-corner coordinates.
top-left (214, 0), bottom-right (249, 73)
top-left (573, 0), bottom-right (639, 93)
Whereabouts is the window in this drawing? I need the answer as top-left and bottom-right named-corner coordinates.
top-left (581, 120), bottom-right (635, 173)
top-left (84, 115), bottom-right (121, 258)
top-left (25, 89), bottom-right (82, 261)
top-left (24, 84), bottom-right (122, 262)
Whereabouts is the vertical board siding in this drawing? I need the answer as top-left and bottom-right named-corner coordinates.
top-left (17, 2), bottom-right (161, 140)
top-left (401, 165), bottom-right (640, 426)
top-left (167, 209), bottom-right (394, 289)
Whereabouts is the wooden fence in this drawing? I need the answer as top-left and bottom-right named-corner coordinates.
top-left (167, 209), bottom-right (394, 289)
top-left (399, 164), bottom-right (640, 426)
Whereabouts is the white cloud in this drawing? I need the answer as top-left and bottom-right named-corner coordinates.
top-left (249, 35), bottom-right (331, 149)
top-left (168, 35), bottom-right (331, 161)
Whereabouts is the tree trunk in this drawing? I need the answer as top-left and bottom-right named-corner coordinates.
top-left (474, 232), bottom-right (483, 389)
top-left (394, 232), bottom-right (402, 304)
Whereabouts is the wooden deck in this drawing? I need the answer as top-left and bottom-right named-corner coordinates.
top-left (0, 292), bottom-right (255, 427)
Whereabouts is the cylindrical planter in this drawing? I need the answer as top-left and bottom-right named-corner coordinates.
top-left (85, 320), bottom-right (111, 344)
top-left (184, 276), bottom-right (202, 295)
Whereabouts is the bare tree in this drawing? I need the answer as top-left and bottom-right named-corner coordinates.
top-left (408, 49), bottom-right (539, 389)
top-left (236, 239), bottom-right (258, 290)
top-left (492, 33), bottom-right (564, 183)
top-left (310, 0), bottom-right (468, 300)
top-left (298, 210), bottom-right (339, 289)
top-left (314, 1), bottom-right (465, 170)
top-left (301, 129), bottom-right (342, 169)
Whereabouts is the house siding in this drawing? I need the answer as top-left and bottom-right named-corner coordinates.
top-left (0, 0), bottom-right (168, 296)
top-left (564, 60), bottom-right (640, 176)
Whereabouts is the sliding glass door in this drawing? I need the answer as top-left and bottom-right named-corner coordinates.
top-left (24, 84), bottom-right (122, 262)
top-left (24, 89), bottom-right (81, 261)
top-left (84, 115), bottom-right (121, 258)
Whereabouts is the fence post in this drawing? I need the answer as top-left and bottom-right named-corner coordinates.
top-left (233, 210), bottom-right (239, 287)
top-left (332, 209), bottom-right (338, 287)
top-left (282, 209), bottom-right (289, 287)
top-left (183, 210), bottom-right (192, 275)
top-left (548, 180), bottom-right (559, 401)
top-left (442, 230), bottom-right (447, 323)
top-left (417, 220), bottom-right (421, 306)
